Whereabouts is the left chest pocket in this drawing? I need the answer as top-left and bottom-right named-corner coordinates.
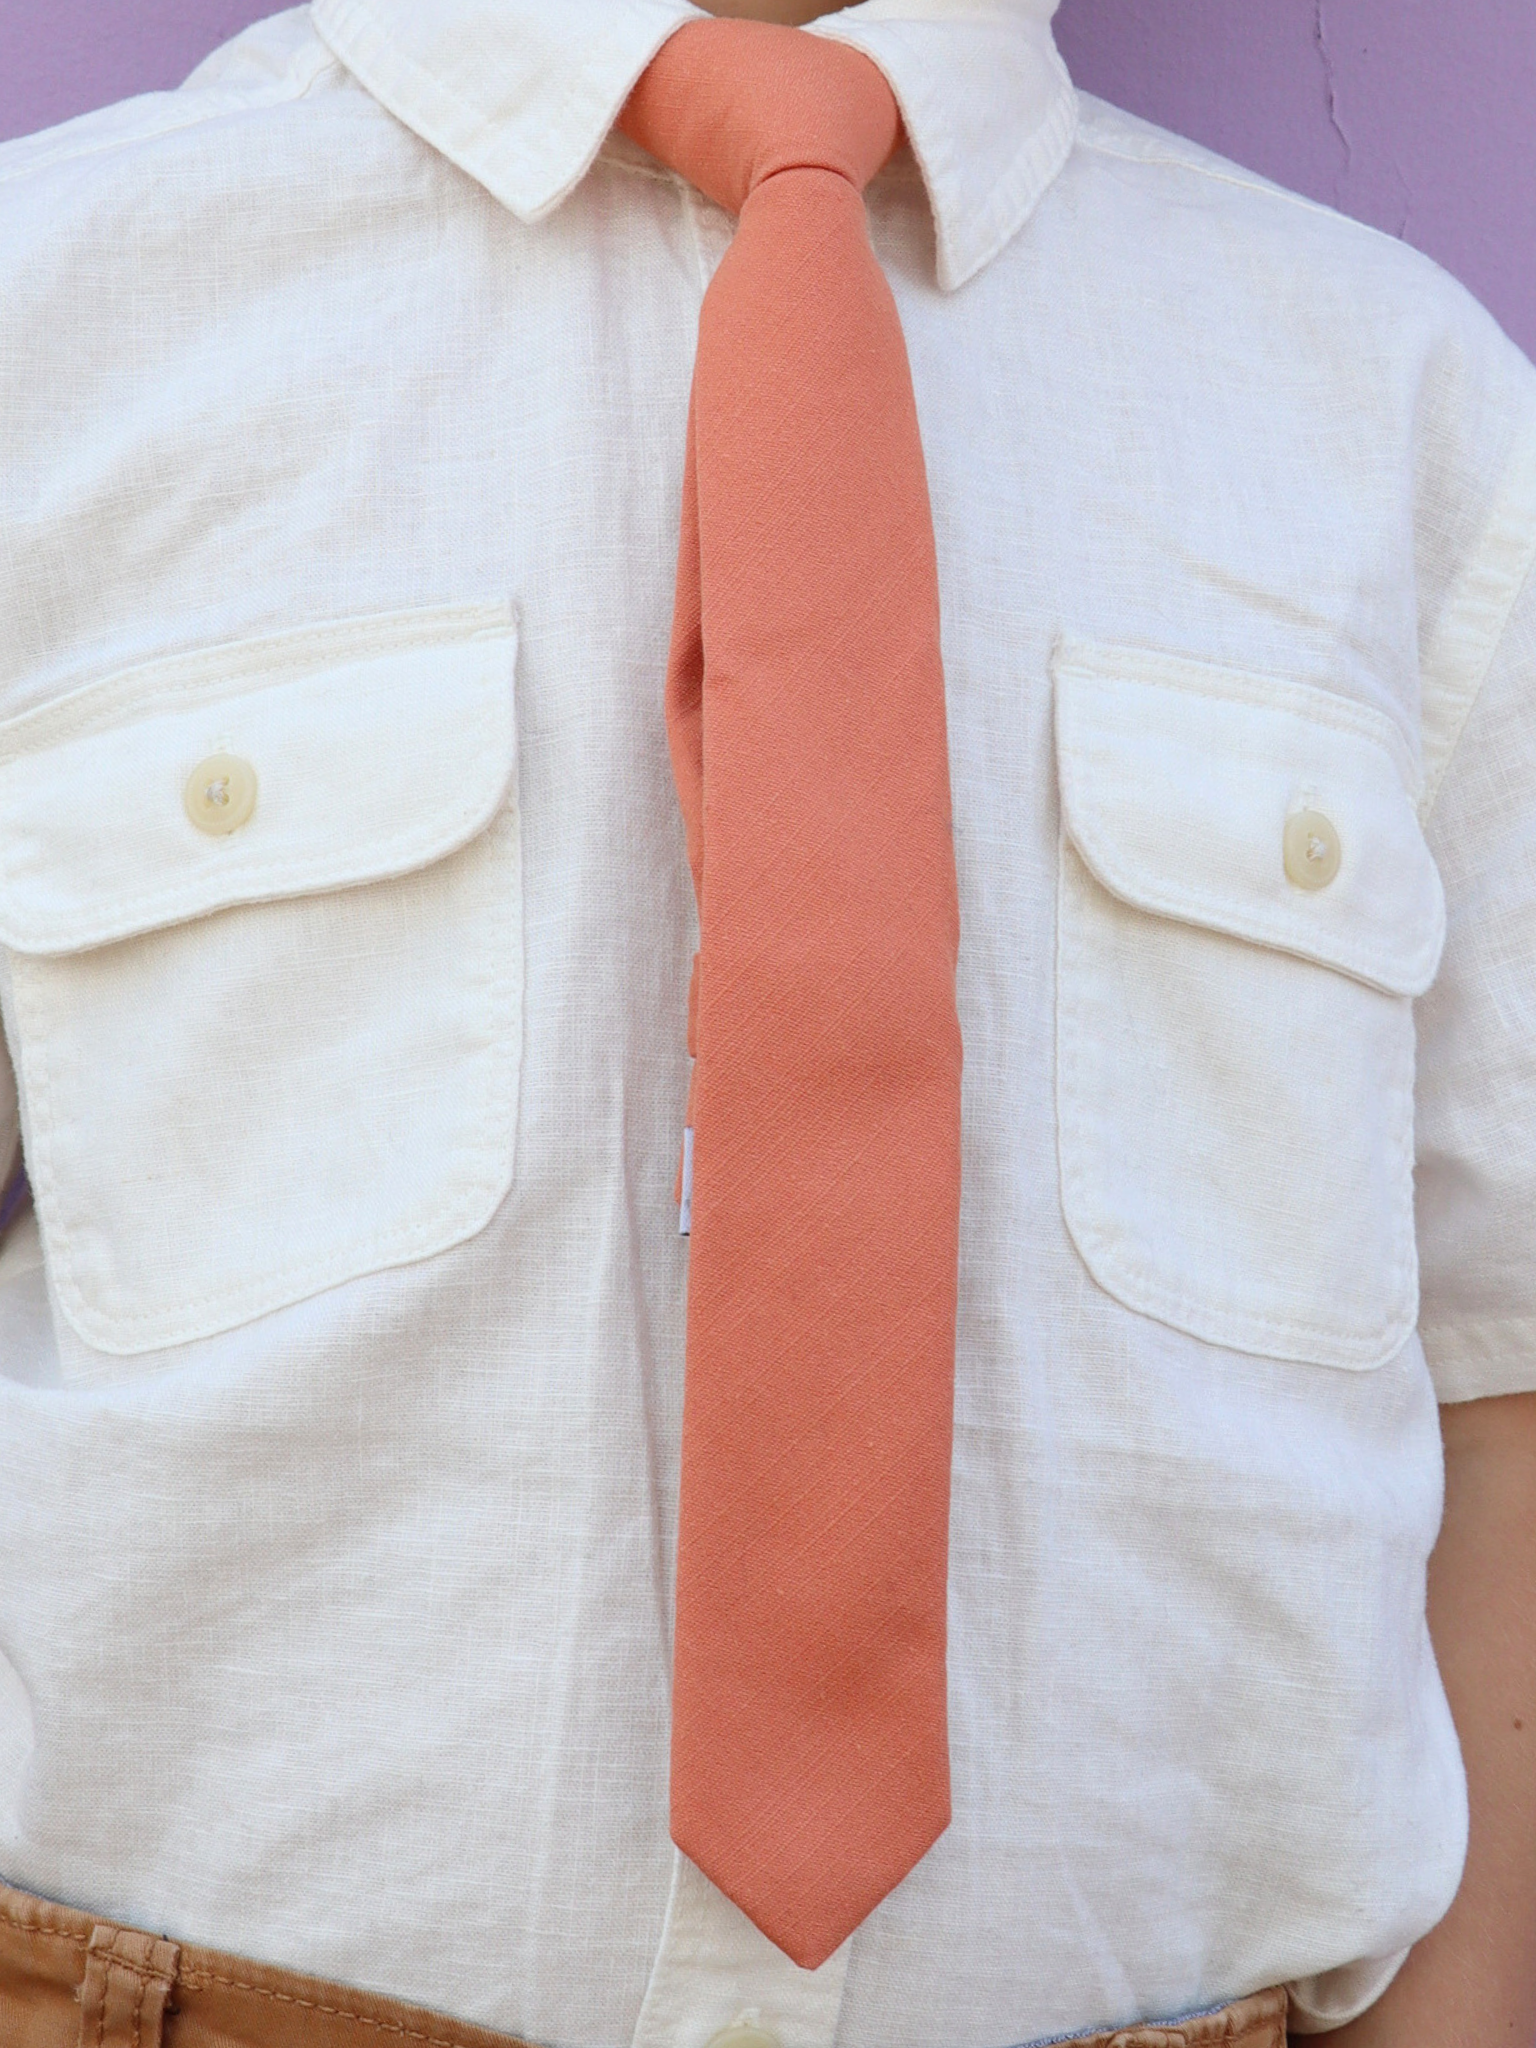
top-left (0, 602), bottom-right (522, 1357)
top-left (1052, 640), bottom-right (1445, 1370)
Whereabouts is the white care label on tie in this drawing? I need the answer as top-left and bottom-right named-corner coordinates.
top-left (679, 1127), bottom-right (694, 1237)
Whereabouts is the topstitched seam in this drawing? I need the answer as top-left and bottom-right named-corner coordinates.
top-left (1076, 126), bottom-right (1390, 246)
top-left (0, 27), bottom-right (338, 191)
top-left (1053, 836), bottom-right (1417, 1364)
top-left (1419, 453), bottom-right (1536, 821)
top-left (313, 0), bottom-right (623, 220)
top-left (0, 1908), bottom-right (90, 1945)
top-left (0, 792), bottom-right (509, 956)
top-left (11, 799), bottom-right (521, 1352)
top-left (1054, 642), bottom-right (1418, 784)
top-left (90, 1955), bottom-right (168, 1981)
top-left (0, 603), bottom-right (514, 763)
top-left (0, 105), bottom-right (260, 191)
top-left (173, 1966), bottom-right (523, 2046)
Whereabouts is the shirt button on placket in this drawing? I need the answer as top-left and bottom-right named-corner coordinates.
top-left (705, 2014), bottom-right (783, 2048)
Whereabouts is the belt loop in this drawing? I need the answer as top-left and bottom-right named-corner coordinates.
top-left (76, 1923), bottom-right (181, 2048)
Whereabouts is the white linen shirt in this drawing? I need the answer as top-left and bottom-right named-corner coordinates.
top-left (1, 2), bottom-right (1535, 2042)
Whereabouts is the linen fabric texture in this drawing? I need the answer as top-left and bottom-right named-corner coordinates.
top-left (0, 2), bottom-right (1533, 2045)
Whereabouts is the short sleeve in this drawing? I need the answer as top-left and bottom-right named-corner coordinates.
top-left (1415, 391), bottom-right (1536, 1402)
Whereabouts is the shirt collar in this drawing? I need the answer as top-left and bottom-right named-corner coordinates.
top-left (308, 0), bottom-right (1077, 292)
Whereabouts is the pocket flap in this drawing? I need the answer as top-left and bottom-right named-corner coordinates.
top-left (0, 603), bottom-right (516, 956)
top-left (1053, 640), bottom-right (1445, 997)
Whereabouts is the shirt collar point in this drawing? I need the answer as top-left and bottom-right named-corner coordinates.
top-left (812, 8), bottom-right (1077, 293)
top-left (312, 0), bottom-right (699, 229)
top-left (933, 80), bottom-right (1078, 293)
top-left (313, 0), bottom-right (1076, 287)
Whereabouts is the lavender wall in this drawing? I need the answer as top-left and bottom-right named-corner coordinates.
top-left (1053, 0), bottom-right (1536, 362)
top-left (1, 1), bottom-right (1534, 359)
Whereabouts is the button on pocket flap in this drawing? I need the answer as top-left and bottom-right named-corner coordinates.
top-left (0, 603), bottom-right (523, 1361)
top-left (1053, 640), bottom-right (1445, 997)
top-left (0, 603), bottom-right (517, 956)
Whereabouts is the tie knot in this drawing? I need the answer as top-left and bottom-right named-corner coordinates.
top-left (619, 18), bottom-right (901, 217)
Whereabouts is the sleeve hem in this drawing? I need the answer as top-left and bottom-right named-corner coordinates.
top-left (1419, 1317), bottom-right (1536, 1403)
top-left (1286, 1946), bottom-right (1411, 2033)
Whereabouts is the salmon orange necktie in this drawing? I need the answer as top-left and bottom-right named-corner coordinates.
top-left (620, 19), bottom-right (963, 1971)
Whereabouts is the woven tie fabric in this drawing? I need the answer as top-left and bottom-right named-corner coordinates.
top-left (620, 19), bottom-right (963, 1971)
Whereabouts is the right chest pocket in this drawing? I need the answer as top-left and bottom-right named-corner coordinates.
top-left (1052, 639), bottom-right (1445, 1372)
top-left (0, 603), bottom-right (522, 1358)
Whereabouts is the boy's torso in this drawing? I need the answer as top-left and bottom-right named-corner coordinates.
top-left (0, 7), bottom-right (1533, 2044)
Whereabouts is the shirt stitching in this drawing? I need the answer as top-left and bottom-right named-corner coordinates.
top-left (1418, 421), bottom-right (1536, 820)
top-left (1074, 126), bottom-right (1400, 249)
top-left (0, 805), bottom-right (508, 955)
top-left (0, 50), bottom-right (339, 191)
top-left (0, 602), bottom-right (514, 764)
top-left (1054, 838), bottom-right (1418, 1364)
top-left (312, 0), bottom-right (689, 227)
top-left (13, 817), bottom-right (519, 1347)
top-left (1053, 640), bottom-right (1420, 788)
top-left (1427, 550), bottom-right (1536, 816)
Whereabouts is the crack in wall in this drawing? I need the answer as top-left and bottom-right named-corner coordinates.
top-left (1312, 0), bottom-right (1352, 203)
top-left (1312, 2), bottom-right (1415, 241)
top-left (1384, 148), bottom-right (1413, 239)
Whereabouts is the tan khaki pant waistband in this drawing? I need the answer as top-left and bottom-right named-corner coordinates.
top-left (0, 1878), bottom-right (1288, 2048)
top-left (0, 1878), bottom-right (532, 2048)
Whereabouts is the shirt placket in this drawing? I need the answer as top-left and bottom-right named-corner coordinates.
top-left (633, 1851), bottom-right (852, 2048)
